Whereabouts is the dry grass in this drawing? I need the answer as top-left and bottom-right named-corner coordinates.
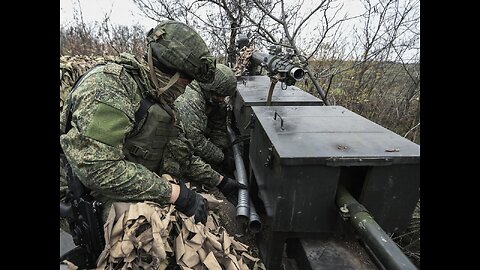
top-left (392, 200), bottom-right (420, 267)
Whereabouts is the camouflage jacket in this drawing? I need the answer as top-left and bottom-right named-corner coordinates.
top-left (173, 81), bottom-right (229, 165)
top-left (60, 54), bottom-right (220, 218)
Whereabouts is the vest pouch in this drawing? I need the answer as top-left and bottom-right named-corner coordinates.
top-left (123, 103), bottom-right (179, 173)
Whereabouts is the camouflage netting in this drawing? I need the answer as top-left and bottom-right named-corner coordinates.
top-left (60, 56), bottom-right (264, 269)
top-left (232, 46), bottom-right (254, 77)
top-left (60, 55), bottom-right (116, 109)
top-left (94, 190), bottom-right (265, 270)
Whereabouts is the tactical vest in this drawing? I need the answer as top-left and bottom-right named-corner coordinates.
top-left (63, 62), bottom-right (179, 174)
top-left (123, 97), bottom-right (179, 173)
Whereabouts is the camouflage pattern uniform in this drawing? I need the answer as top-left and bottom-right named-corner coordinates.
top-left (60, 54), bottom-right (166, 221)
top-left (61, 21), bottom-right (219, 228)
top-left (173, 81), bottom-right (229, 165)
top-left (60, 56), bottom-right (116, 231)
top-left (60, 55), bottom-right (115, 109)
top-left (161, 116), bottom-right (222, 188)
top-left (164, 64), bottom-right (237, 181)
top-left (60, 56), bottom-right (114, 201)
top-left (60, 54), bottom-right (219, 222)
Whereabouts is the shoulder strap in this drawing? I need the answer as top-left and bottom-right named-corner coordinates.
top-left (131, 97), bottom-right (155, 134)
top-left (124, 67), bottom-right (157, 133)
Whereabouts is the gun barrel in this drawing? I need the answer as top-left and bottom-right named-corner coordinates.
top-left (336, 186), bottom-right (417, 270)
top-left (290, 67), bottom-right (305, 80)
top-left (251, 51), bottom-right (305, 85)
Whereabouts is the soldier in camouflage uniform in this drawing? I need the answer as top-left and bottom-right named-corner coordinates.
top-left (60, 21), bottom-right (222, 226)
top-left (165, 64), bottom-right (242, 205)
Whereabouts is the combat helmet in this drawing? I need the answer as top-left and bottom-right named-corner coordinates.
top-left (146, 20), bottom-right (216, 91)
top-left (198, 64), bottom-right (237, 97)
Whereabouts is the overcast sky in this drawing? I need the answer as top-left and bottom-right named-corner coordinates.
top-left (60, 0), bottom-right (158, 28)
top-left (60, 0), bottom-right (418, 62)
top-left (60, 0), bottom-right (364, 30)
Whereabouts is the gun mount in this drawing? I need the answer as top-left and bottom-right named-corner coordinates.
top-left (60, 45), bottom-right (420, 269)
top-left (230, 73), bottom-right (419, 269)
top-left (236, 34), bottom-right (305, 87)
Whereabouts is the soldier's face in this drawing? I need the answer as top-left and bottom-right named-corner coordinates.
top-left (211, 93), bottom-right (226, 103)
top-left (206, 92), bottom-right (227, 111)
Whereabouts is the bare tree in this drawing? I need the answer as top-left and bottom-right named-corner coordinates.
top-left (131, 0), bottom-right (354, 104)
top-left (72, 0), bottom-right (419, 143)
top-left (60, 0), bottom-right (103, 56)
top-left (237, 0), bottom-right (354, 104)
top-left (61, 1), bottom-right (147, 58)
top-left (314, 0), bottom-right (420, 142)
top-left (132, 0), bottom-right (257, 65)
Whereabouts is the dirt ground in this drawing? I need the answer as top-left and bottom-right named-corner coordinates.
top-left (209, 190), bottom-right (259, 254)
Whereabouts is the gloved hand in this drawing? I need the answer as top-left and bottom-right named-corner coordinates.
top-left (174, 180), bottom-right (209, 224)
top-left (217, 176), bottom-right (247, 206)
top-left (221, 148), bottom-right (236, 173)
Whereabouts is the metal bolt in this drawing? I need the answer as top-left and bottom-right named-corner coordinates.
top-left (340, 204), bottom-right (349, 213)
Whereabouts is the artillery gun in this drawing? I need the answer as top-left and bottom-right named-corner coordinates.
top-left (228, 36), bottom-right (420, 270)
top-left (59, 36), bottom-right (420, 269)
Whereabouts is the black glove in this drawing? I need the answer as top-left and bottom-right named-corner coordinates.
top-left (174, 180), bottom-right (209, 225)
top-left (217, 176), bottom-right (247, 206)
top-left (221, 148), bottom-right (236, 173)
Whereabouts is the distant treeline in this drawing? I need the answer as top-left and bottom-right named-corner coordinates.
top-left (60, 22), bottom-right (419, 144)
